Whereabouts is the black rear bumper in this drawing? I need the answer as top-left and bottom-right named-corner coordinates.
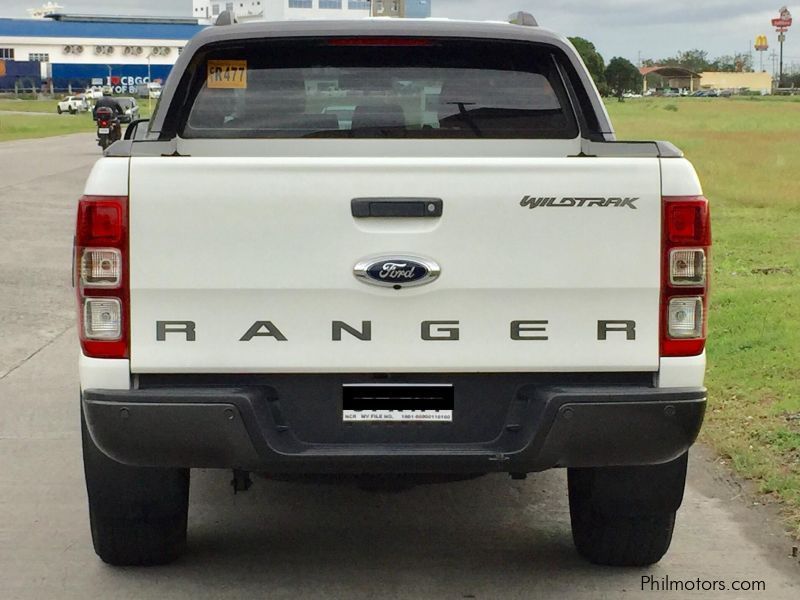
top-left (83, 376), bottom-right (705, 474)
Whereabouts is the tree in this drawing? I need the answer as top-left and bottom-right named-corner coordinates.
top-left (709, 53), bottom-right (754, 72)
top-left (667, 49), bottom-right (712, 73)
top-left (569, 37), bottom-right (608, 95)
top-left (605, 57), bottom-right (643, 96)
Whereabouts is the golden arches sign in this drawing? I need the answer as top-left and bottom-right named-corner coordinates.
top-left (755, 35), bottom-right (769, 51)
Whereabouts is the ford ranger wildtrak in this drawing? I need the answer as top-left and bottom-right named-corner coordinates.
top-left (76, 14), bottom-right (711, 567)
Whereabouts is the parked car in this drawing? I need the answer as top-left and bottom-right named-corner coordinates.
top-left (56, 95), bottom-right (89, 114)
top-left (84, 86), bottom-right (104, 100)
top-left (116, 97), bottom-right (140, 123)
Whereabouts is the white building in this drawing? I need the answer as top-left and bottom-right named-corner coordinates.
top-left (0, 14), bottom-right (205, 92)
top-left (191, 0), bottom-right (373, 23)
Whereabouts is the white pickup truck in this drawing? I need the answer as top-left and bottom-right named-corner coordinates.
top-left (76, 15), bottom-right (711, 568)
top-left (57, 95), bottom-right (89, 114)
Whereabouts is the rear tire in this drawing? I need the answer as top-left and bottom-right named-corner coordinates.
top-left (57, 106), bottom-right (62, 114)
top-left (568, 454), bottom-right (688, 567)
top-left (82, 405), bottom-right (190, 566)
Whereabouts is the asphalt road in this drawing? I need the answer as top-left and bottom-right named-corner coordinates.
top-left (0, 133), bottom-right (798, 599)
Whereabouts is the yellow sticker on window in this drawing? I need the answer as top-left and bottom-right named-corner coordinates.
top-left (207, 60), bottom-right (247, 89)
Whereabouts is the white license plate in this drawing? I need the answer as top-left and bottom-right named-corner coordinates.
top-left (343, 409), bottom-right (453, 423)
top-left (98, 127), bottom-right (110, 134)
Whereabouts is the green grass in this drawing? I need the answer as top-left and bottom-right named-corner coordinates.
top-left (0, 98), bottom-right (61, 113)
top-left (0, 98), bottom-right (153, 142)
top-left (608, 97), bottom-right (800, 535)
top-left (0, 112), bottom-right (96, 141)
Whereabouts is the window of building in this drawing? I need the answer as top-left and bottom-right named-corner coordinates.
top-left (349, 0), bottom-right (370, 8)
top-left (0, 48), bottom-right (15, 59)
top-left (212, 4), bottom-right (220, 15)
top-left (320, 0), bottom-right (342, 8)
top-left (391, 0), bottom-right (398, 12)
top-left (28, 53), bottom-right (49, 62)
top-left (288, 0), bottom-right (313, 7)
top-left (226, 2), bottom-right (234, 11)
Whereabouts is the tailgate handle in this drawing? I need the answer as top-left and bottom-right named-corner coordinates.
top-left (351, 198), bottom-right (443, 218)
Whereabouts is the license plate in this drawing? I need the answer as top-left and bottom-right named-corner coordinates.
top-left (98, 128), bottom-right (110, 134)
top-left (342, 384), bottom-right (454, 423)
top-left (343, 409), bottom-right (453, 423)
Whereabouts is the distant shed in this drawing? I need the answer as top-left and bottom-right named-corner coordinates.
top-left (639, 66), bottom-right (702, 93)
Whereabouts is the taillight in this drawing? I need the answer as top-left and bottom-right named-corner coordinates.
top-left (661, 196), bottom-right (711, 357)
top-left (99, 120), bottom-right (108, 127)
top-left (75, 196), bottom-right (129, 359)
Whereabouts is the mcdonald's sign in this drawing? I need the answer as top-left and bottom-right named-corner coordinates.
top-left (755, 35), bottom-right (769, 51)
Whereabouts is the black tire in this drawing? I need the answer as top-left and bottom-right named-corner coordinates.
top-left (568, 454), bottom-right (688, 567)
top-left (69, 106), bottom-right (77, 115)
top-left (81, 406), bottom-right (190, 566)
top-left (57, 106), bottom-right (62, 114)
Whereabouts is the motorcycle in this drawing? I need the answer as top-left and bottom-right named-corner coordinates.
top-left (95, 106), bottom-right (121, 151)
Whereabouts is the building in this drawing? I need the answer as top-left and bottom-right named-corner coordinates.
top-left (27, 2), bottom-right (63, 19)
top-left (403, 0), bottom-right (431, 18)
top-left (640, 66), bottom-right (702, 93)
top-left (191, 0), bottom-right (431, 22)
top-left (0, 2), bottom-right (436, 93)
top-left (699, 71), bottom-right (773, 94)
top-left (0, 13), bottom-right (205, 91)
top-left (192, 0), bottom-right (374, 22)
top-left (371, 0), bottom-right (431, 17)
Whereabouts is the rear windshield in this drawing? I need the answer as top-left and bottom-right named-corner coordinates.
top-left (177, 38), bottom-right (579, 139)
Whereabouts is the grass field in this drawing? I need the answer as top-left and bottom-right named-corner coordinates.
top-left (607, 96), bottom-right (800, 535)
top-left (0, 98), bottom-right (154, 142)
top-left (0, 112), bottom-right (95, 142)
top-left (0, 98), bottom-right (61, 113)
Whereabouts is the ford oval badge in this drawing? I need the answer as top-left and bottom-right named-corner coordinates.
top-left (354, 255), bottom-right (441, 289)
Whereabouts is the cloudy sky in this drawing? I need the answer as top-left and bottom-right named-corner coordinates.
top-left (0, 0), bottom-right (796, 65)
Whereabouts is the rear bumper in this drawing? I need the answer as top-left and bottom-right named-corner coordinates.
top-left (82, 379), bottom-right (706, 474)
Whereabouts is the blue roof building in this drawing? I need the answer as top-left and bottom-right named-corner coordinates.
top-left (0, 15), bottom-right (206, 91)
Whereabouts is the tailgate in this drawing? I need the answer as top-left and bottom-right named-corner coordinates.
top-left (128, 156), bottom-right (661, 373)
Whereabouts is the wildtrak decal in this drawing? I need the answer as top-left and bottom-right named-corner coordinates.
top-left (520, 196), bottom-right (639, 210)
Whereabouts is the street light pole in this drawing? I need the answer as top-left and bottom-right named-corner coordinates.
top-left (147, 53), bottom-right (153, 115)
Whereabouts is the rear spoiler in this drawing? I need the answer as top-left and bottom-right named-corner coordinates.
top-left (106, 139), bottom-right (685, 159)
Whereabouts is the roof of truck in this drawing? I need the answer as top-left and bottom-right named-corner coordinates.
top-left (188, 17), bottom-right (569, 47)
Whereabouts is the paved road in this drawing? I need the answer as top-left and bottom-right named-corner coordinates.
top-left (0, 134), bottom-right (798, 599)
